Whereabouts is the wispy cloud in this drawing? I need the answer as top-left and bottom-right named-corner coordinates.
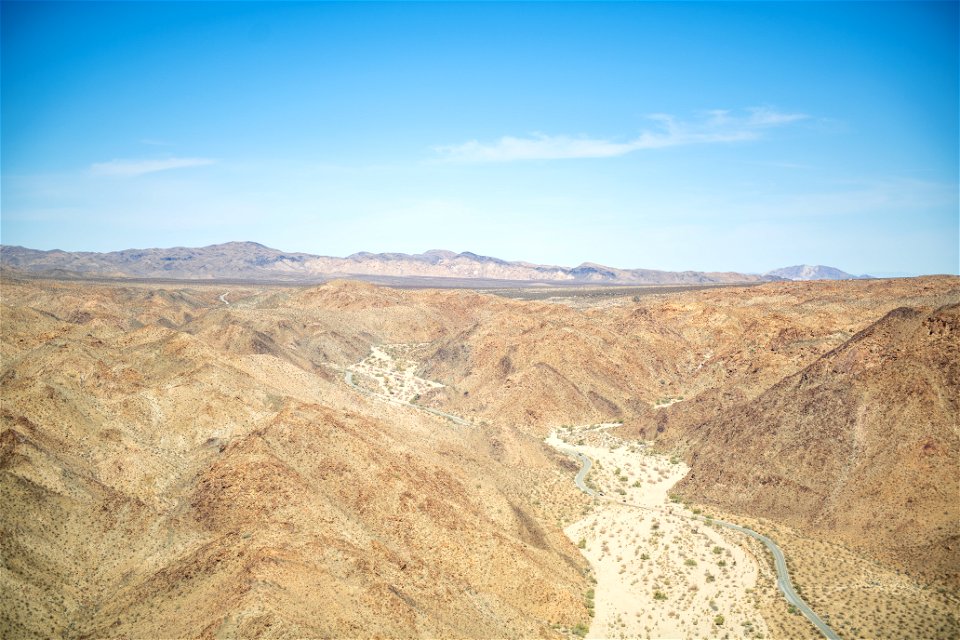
top-left (435, 107), bottom-right (808, 162)
top-left (139, 138), bottom-right (174, 147)
top-left (89, 157), bottom-right (216, 177)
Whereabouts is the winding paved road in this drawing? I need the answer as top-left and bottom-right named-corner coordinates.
top-left (710, 519), bottom-right (839, 640)
top-left (553, 445), bottom-right (599, 497)
top-left (558, 445), bottom-right (840, 640)
top-left (343, 370), bottom-right (473, 427)
top-left (573, 452), bottom-right (595, 496)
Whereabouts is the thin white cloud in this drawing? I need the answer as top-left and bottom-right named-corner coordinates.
top-left (746, 107), bottom-right (809, 127)
top-left (89, 157), bottom-right (216, 177)
top-left (435, 108), bottom-right (808, 162)
top-left (139, 138), bottom-right (174, 147)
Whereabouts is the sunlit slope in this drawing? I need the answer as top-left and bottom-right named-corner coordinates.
top-left (0, 280), bottom-right (590, 638)
top-left (2, 274), bottom-right (957, 638)
top-left (677, 303), bottom-right (960, 585)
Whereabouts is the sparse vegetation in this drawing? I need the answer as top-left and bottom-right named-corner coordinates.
top-left (6, 267), bottom-right (956, 640)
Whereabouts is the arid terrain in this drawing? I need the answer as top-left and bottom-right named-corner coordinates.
top-left (2, 274), bottom-right (958, 639)
top-left (0, 242), bottom-right (862, 285)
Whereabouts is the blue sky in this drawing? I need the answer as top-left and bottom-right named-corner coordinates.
top-left (2, 2), bottom-right (957, 276)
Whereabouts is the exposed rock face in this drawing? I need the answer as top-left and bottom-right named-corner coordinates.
top-left (0, 279), bottom-right (589, 639)
top-left (2, 273), bottom-right (958, 638)
top-left (675, 303), bottom-right (960, 585)
top-left (1, 242), bottom-right (779, 284)
top-left (415, 276), bottom-right (960, 584)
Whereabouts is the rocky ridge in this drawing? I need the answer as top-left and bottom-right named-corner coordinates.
top-left (0, 242), bottom-right (859, 285)
top-left (2, 274), bottom-right (957, 638)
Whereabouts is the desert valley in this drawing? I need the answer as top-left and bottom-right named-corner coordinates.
top-left (4, 1), bottom-right (957, 638)
top-left (2, 264), bottom-right (957, 639)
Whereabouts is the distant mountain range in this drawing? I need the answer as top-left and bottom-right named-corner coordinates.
top-left (0, 242), bottom-right (871, 285)
top-left (765, 264), bottom-right (871, 281)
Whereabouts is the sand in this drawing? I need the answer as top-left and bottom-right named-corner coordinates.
top-left (548, 425), bottom-right (769, 640)
top-left (346, 343), bottom-right (443, 402)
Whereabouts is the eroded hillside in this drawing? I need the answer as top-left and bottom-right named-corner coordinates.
top-left (0, 280), bottom-right (591, 639)
top-left (677, 303), bottom-right (960, 585)
top-left (2, 275), bottom-right (958, 638)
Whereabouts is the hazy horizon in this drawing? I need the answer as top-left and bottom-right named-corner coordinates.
top-left (2, 2), bottom-right (957, 276)
top-left (1, 239), bottom-right (922, 278)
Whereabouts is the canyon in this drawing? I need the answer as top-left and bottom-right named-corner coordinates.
top-left (2, 273), bottom-right (957, 638)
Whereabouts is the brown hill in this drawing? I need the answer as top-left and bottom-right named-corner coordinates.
top-left (674, 303), bottom-right (960, 585)
top-left (421, 277), bottom-right (960, 434)
top-left (411, 276), bottom-right (960, 587)
top-left (0, 279), bottom-right (590, 639)
top-left (2, 274), bottom-right (958, 638)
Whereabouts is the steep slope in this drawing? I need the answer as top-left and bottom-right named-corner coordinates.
top-left (3, 274), bottom-right (958, 638)
top-left (419, 301), bottom-right (671, 431)
top-left (675, 304), bottom-right (960, 585)
top-left (0, 279), bottom-right (590, 639)
top-left (423, 277), bottom-right (960, 436)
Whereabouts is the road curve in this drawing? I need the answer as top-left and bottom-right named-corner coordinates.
top-left (558, 446), bottom-right (840, 640)
top-left (553, 445), bottom-right (598, 497)
top-left (573, 452), bottom-right (596, 496)
top-left (710, 519), bottom-right (840, 640)
top-left (343, 370), bottom-right (473, 427)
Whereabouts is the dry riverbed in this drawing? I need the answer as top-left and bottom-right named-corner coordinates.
top-left (547, 425), bottom-right (769, 640)
top-left (346, 343), bottom-right (443, 402)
